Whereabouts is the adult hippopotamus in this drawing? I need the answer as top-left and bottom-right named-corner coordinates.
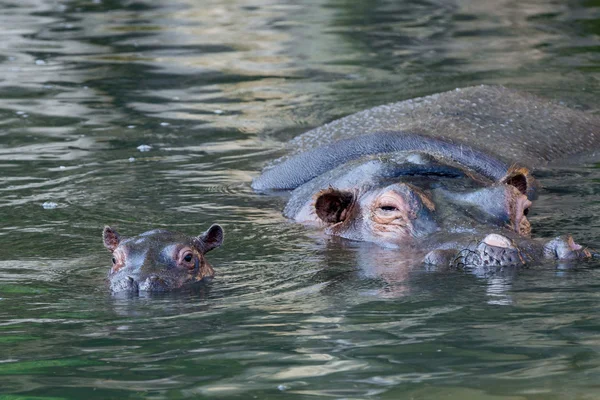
top-left (102, 225), bottom-right (223, 292)
top-left (253, 85), bottom-right (599, 268)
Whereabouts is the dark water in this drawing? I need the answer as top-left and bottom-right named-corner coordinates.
top-left (1, 0), bottom-right (600, 398)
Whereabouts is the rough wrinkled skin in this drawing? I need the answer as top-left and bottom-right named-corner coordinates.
top-left (103, 225), bottom-right (224, 293)
top-left (253, 86), bottom-right (599, 268)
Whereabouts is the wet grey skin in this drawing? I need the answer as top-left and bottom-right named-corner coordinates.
top-left (102, 225), bottom-right (224, 293)
top-left (254, 86), bottom-right (600, 268)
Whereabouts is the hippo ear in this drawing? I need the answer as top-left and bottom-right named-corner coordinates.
top-left (501, 166), bottom-right (537, 200)
top-left (196, 224), bottom-right (224, 253)
top-left (103, 226), bottom-right (121, 252)
top-left (314, 189), bottom-right (354, 224)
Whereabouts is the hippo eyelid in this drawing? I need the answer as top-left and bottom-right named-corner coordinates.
top-left (376, 192), bottom-right (406, 211)
top-left (175, 247), bottom-right (196, 268)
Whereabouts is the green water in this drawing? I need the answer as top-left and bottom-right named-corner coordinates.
top-left (1, 0), bottom-right (600, 398)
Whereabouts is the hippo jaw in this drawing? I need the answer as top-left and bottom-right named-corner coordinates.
top-left (102, 225), bottom-right (223, 293)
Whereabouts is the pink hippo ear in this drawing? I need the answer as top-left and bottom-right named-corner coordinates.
top-left (103, 226), bottom-right (121, 252)
top-left (501, 166), bottom-right (537, 200)
top-left (314, 188), bottom-right (354, 224)
top-left (196, 224), bottom-right (224, 253)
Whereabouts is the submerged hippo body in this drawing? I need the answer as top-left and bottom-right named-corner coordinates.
top-left (103, 225), bottom-right (223, 293)
top-left (253, 86), bottom-right (599, 267)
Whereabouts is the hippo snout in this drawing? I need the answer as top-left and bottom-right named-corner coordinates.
top-left (424, 234), bottom-right (529, 268)
top-left (424, 233), bottom-right (597, 269)
top-left (138, 275), bottom-right (171, 292)
top-left (110, 276), bottom-right (140, 293)
top-left (108, 275), bottom-right (171, 293)
top-left (461, 234), bottom-right (527, 268)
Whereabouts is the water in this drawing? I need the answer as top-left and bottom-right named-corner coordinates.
top-left (0, 0), bottom-right (599, 398)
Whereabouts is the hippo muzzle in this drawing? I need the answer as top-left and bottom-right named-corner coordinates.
top-left (424, 233), bottom-right (597, 269)
top-left (110, 275), bottom-right (172, 293)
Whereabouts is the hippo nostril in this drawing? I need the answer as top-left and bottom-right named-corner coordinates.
top-left (127, 276), bottom-right (134, 283)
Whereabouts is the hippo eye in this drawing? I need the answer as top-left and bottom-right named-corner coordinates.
top-left (184, 254), bottom-right (193, 263)
top-left (112, 257), bottom-right (116, 264)
top-left (380, 205), bottom-right (399, 212)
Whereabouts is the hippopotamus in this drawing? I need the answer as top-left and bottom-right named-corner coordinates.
top-left (102, 225), bottom-right (224, 292)
top-left (253, 85), bottom-right (599, 268)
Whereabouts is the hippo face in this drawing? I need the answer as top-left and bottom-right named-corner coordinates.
top-left (280, 153), bottom-right (599, 267)
top-left (287, 153), bottom-right (533, 251)
top-left (102, 225), bottom-right (223, 293)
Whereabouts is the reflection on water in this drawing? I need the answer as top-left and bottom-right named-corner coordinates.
top-left (0, 0), bottom-right (599, 398)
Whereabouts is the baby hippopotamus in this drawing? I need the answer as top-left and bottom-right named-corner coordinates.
top-left (102, 225), bottom-right (223, 293)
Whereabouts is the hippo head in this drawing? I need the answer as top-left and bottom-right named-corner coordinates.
top-left (102, 225), bottom-right (224, 293)
top-left (284, 153), bottom-right (594, 267)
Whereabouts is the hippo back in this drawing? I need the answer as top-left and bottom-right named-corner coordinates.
top-left (287, 85), bottom-right (600, 166)
top-left (253, 85), bottom-right (600, 192)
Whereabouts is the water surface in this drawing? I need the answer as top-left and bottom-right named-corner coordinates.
top-left (1, 0), bottom-right (600, 398)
